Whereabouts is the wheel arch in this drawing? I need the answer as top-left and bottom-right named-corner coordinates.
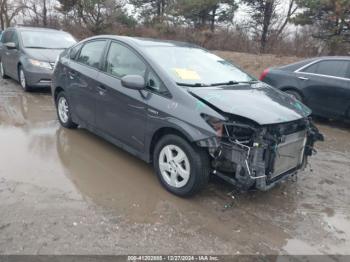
top-left (149, 127), bottom-right (194, 163)
top-left (17, 62), bottom-right (22, 76)
top-left (53, 86), bottom-right (65, 104)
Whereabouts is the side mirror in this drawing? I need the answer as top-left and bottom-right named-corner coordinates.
top-left (121, 75), bottom-right (146, 90)
top-left (5, 42), bottom-right (17, 49)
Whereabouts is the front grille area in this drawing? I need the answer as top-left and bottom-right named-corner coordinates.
top-left (272, 130), bottom-right (307, 178)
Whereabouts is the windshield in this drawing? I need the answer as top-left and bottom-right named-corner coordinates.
top-left (144, 46), bottom-right (255, 87)
top-left (21, 31), bottom-right (76, 49)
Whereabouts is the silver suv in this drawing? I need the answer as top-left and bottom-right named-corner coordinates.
top-left (0, 26), bottom-right (76, 91)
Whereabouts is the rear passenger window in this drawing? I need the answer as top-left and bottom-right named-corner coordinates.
top-left (105, 42), bottom-right (146, 78)
top-left (303, 60), bottom-right (350, 78)
top-left (77, 41), bottom-right (106, 69)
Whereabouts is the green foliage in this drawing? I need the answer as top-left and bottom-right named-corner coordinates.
top-left (294, 0), bottom-right (350, 54)
top-left (176, 0), bottom-right (237, 30)
top-left (56, 0), bottom-right (136, 33)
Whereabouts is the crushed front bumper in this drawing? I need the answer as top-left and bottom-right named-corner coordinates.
top-left (201, 118), bottom-right (323, 191)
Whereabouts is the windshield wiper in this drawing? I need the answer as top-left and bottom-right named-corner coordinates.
top-left (241, 80), bottom-right (259, 84)
top-left (176, 82), bottom-right (209, 87)
top-left (25, 46), bottom-right (66, 49)
top-left (210, 80), bottom-right (239, 86)
top-left (210, 80), bottom-right (260, 86)
top-left (25, 46), bottom-right (48, 49)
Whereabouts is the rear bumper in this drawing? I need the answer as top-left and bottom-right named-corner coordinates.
top-left (24, 65), bottom-right (53, 88)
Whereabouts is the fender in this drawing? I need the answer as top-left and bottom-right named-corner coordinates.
top-left (144, 116), bottom-right (217, 162)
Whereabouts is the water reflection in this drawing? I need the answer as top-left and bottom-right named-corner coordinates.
top-left (1, 82), bottom-right (349, 254)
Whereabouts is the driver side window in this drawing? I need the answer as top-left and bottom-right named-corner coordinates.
top-left (105, 42), bottom-right (146, 78)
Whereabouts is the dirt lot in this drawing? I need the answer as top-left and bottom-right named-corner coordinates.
top-left (0, 52), bottom-right (349, 255)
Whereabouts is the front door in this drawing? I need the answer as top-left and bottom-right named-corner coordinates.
top-left (1, 30), bottom-right (19, 79)
top-left (7, 31), bottom-right (20, 78)
top-left (95, 41), bottom-right (148, 152)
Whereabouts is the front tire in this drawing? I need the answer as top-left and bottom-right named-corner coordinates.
top-left (56, 92), bottom-right (78, 129)
top-left (153, 134), bottom-right (210, 197)
top-left (0, 61), bottom-right (8, 79)
top-left (18, 66), bottom-right (30, 92)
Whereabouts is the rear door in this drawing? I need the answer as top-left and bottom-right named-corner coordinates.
top-left (66, 40), bottom-right (107, 127)
top-left (95, 41), bottom-right (148, 152)
top-left (296, 59), bottom-right (350, 118)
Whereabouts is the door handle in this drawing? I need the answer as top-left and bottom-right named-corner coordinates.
top-left (68, 71), bottom-right (77, 80)
top-left (97, 85), bottom-right (107, 95)
top-left (298, 76), bottom-right (309, 81)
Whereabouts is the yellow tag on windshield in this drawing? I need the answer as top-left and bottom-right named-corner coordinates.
top-left (173, 68), bottom-right (201, 80)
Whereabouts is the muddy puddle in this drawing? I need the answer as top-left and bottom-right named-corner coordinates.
top-left (1, 80), bottom-right (350, 254)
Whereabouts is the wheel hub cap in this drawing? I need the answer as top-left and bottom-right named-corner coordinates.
top-left (159, 145), bottom-right (190, 188)
top-left (20, 70), bottom-right (26, 88)
top-left (58, 97), bottom-right (69, 123)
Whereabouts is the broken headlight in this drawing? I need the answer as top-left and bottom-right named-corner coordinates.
top-left (223, 122), bottom-right (256, 145)
top-left (201, 114), bottom-right (224, 137)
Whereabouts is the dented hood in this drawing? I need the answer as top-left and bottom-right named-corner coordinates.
top-left (189, 83), bottom-right (311, 125)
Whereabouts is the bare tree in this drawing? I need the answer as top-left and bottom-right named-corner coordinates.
top-left (0, 0), bottom-right (27, 29)
top-left (21, 0), bottom-right (56, 27)
top-left (242, 0), bottom-right (298, 53)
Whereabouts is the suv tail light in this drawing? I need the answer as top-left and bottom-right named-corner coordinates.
top-left (259, 68), bottom-right (269, 81)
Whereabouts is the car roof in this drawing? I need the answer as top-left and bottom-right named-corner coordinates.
top-left (87, 35), bottom-right (199, 48)
top-left (279, 56), bottom-right (350, 71)
top-left (7, 26), bottom-right (65, 33)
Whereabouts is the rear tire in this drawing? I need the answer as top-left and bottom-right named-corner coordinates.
top-left (285, 89), bottom-right (303, 102)
top-left (56, 92), bottom-right (78, 129)
top-left (0, 61), bottom-right (8, 79)
top-left (18, 65), bottom-right (31, 92)
top-left (153, 134), bottom-right (210, 197)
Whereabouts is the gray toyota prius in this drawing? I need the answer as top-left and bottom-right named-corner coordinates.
top-left (52, 36), bottom-right (323, 197)
top-left (0, 26), bottom-right (76, 91)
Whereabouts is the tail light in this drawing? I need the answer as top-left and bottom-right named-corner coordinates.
top-left (259, 68), bottom-right (269, 81)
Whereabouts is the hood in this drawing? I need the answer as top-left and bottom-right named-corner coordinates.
top-left (189, 82), bottom-right (311, 125)
top-left (24, 48), bottom-right (64, 63)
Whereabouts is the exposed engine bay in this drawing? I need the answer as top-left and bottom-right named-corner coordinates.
top-left (198, 117), bottom-right (324, 191)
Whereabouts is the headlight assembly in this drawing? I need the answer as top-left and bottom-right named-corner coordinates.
top-left (201, 114), bottom-right (224, 137)
top-left (28, 59), bottom-right (52, 70)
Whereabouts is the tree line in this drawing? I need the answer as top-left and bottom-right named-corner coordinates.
top-left (0, 0), bottom-right (349, 56)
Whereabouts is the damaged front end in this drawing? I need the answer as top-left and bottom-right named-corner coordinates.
top-left (198, 117), bottom-right (324, 191)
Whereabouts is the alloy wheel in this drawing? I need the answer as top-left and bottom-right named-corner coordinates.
top-left (158, 145), bottom-right (191, 188)
top-left (0, 62), bottom-right (3, 77)
top-left (20, 69), bottom-right (26, 89)
top-left (58, 96), bottom-right (69, 124)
